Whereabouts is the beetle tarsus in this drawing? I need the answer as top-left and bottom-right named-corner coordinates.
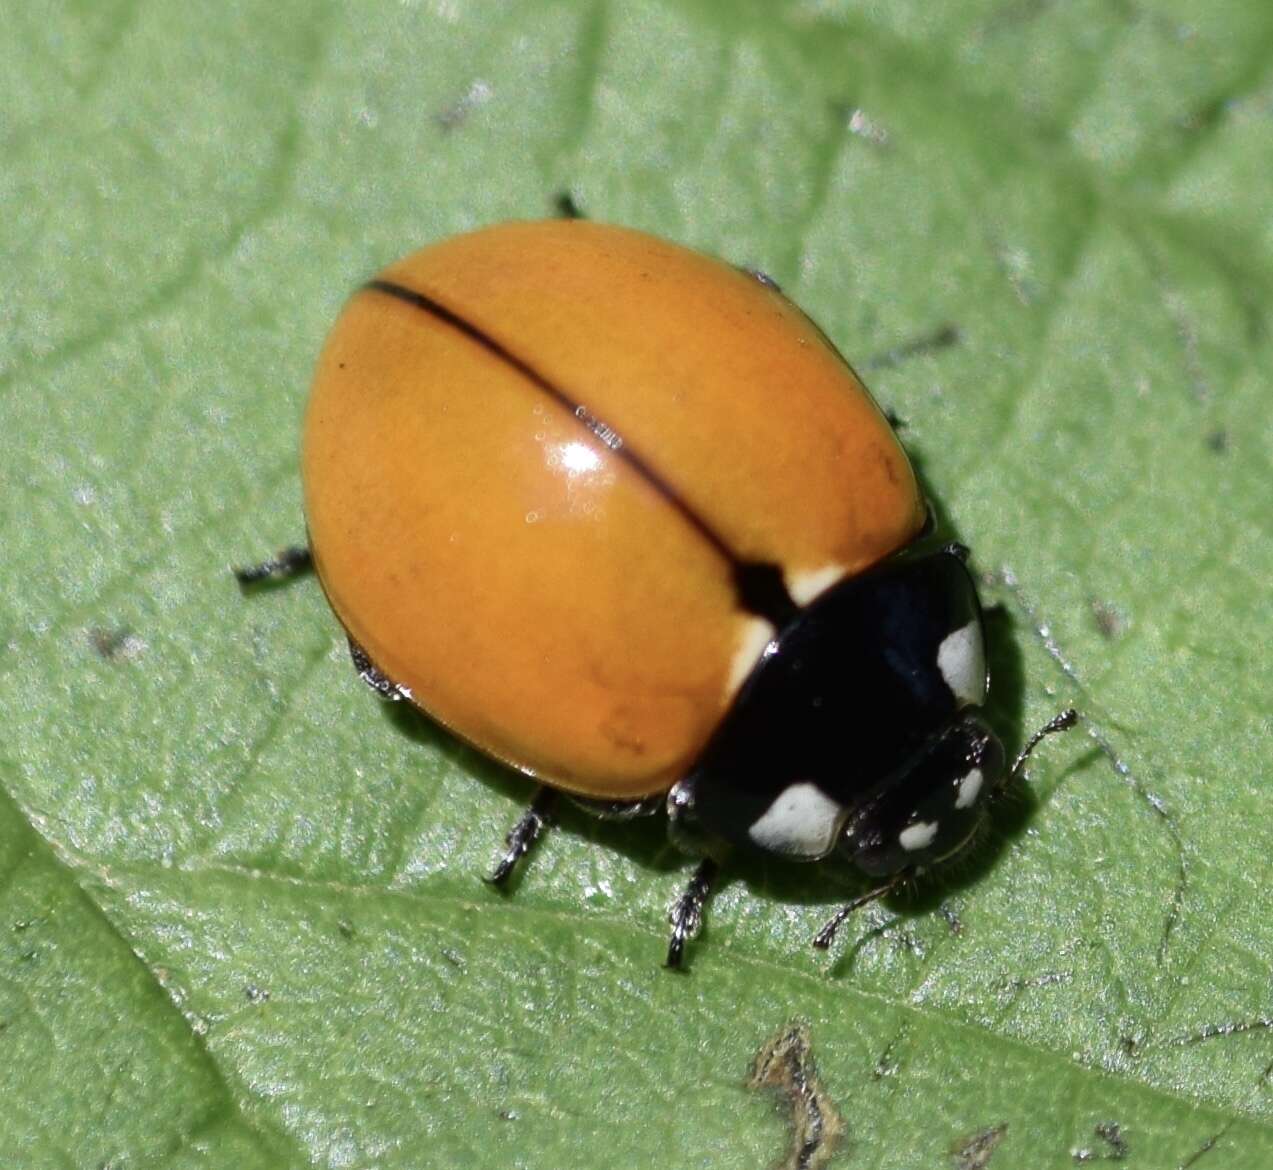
top-left (348, 638), bottom-right (410, 701)
top-left (486, 786), bottom-right (559, 887)
top-left (233, 545), bottom-right (313, 587)
top-left (812, 874), bottom-right (906, 951)
top-left (554, 191), bottom-right (585, 219)
top-left (1011, 708), bottom-right (1079, 776)
top-left (665, 858), bottom-right (719, 970)
top-left (740, 266), bottom-right (782, 293)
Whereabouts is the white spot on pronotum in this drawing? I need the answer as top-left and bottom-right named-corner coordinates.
top-left (786, 564), bottom-right (846, 607)
top-left (725, 616), bottom-right (777, 699)
top-left (749, 783), bottom-right (844, 858)
top-left (899, 820), bottom-right (939, 852)
top-left (955, 768), bottom-right (984, 810)
top-left (937, 620), bottom-right (986, 707)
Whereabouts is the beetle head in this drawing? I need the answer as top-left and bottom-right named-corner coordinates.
top-left (839, 714), bottom-right (1005, 877)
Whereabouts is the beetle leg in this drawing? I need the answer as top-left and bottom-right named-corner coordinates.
top-left (486, 786), bottom-right (560, 887)
top-left (347, 638), bottom-right (411, 701)
top-left (656, 860), bottom-right (717, 967)
top-left (811, 872), bottom-right (907, 951)
top-left (567, 793), bottom-right (663, 821)
top-left (553, 191), bottom-right (585, 219)
top-left (665, 858), bottom-right (719, 970)
top-left (232, 545), bottom-right (313, 587)
top-left (738, 266), bottom-right (782, 294)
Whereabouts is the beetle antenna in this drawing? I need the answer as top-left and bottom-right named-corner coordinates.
top-left (812, 872), bottom-right (907, 951)
top-left (1011, 708), bottom-right (1078, 777)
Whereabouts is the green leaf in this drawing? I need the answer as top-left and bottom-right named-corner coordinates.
top-left (3, 1), bottom-right (1271, 1167)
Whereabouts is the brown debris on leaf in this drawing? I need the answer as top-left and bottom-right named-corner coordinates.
top-left (747, 1022), bottom-right (844, 1170)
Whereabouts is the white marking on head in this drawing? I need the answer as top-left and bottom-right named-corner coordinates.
top-left (937, 620), bottom-right (986, 707)
top-left (786, 564), bottom-right (846, 608)
top-left (725, 616), bottom-right (777, 700)
top-left (748, 782), bottom-right (845, 858)
top-left (899, 820), bottom-right (939, 852)
top-left (954, 767), bottom-right (984, 810)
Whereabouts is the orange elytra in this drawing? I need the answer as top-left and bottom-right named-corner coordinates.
top-left (301, 220), bottom-right (925, 801)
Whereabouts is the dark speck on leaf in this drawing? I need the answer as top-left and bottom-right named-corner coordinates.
top-left (951, 1124), bottom-right (1008, 1170)
top-left (1090, 599), bottom-right (1124, 640)
top-left (1072, 1120), bottom-right (1128, 1162)
top-left (434, 79), bottom-right (492, 131)
top-left (863, 322), bottom-right (961, 372)
top-left (1179, 94), bottom-right (1231, 135)
top-left (872, 1032), bottom-right (905, 1080)
top-left (88, 627), bottom-right (145, 661)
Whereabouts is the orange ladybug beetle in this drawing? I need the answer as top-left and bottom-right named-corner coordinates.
top-left (237, 219), bottom-right (1074, 967)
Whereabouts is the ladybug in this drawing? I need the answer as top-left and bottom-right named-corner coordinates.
top-left (236, 218), bottom-right (1075, 968)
